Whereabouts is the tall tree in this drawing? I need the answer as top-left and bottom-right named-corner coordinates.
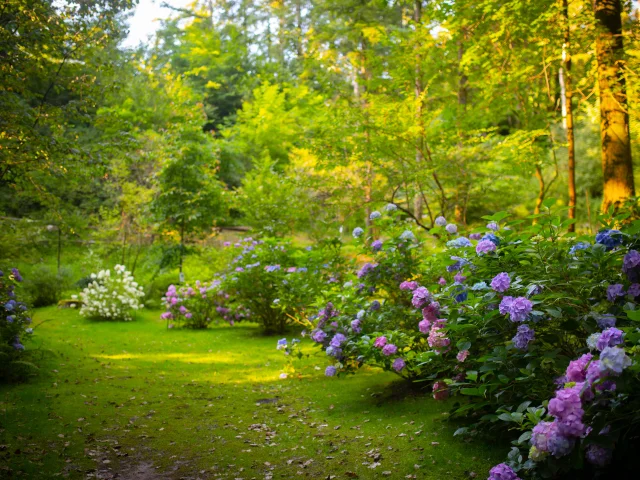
top-left (592, 0), bottom-right (635, 211)
top-left (560, 0), bottom-right (577, 231)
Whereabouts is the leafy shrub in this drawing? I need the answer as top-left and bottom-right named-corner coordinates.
top-left (78, 264), bottom-right (144, 321)
top-left (0, 267), bottom-right (35, 380)
top-left (160, 280), bottom-right (251, 329)
top-left (219, 236), bottom-right (344, 333)
top-left (144, 271), bottom-right (180, 309)
top-left (307, 203), bottom-right (640, 478)
top-left (22, 265), bottom-right (73, 307)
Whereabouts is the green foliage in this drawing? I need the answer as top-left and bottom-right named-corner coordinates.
top-left (218, 237), bottom-right (344, 333)
top-left (22, 265), bottom-right (73, 307)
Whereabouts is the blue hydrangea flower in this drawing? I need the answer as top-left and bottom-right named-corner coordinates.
top-left (445, 223), bottom-right (457, 234)
top-left (353, 227), bottom-right (364, 238)
top-left (399, 230), bottom-right (415, 241)
top-left (595, 229), bottom-right (623, 250)
top-left (446, 236), bottom-right (472, 248)
top-left (569, 242), bottom-right (591, 255)
top-left (325, 365), bottom-right (337, 377)
top-left (384, 203), bottom-right (397, 212)
top-left (486, 221), bottom-right (500, 231)
top-left (482, 233), bottom-right (500, 246)
top-left (369, 211), bottom-right (381, 220)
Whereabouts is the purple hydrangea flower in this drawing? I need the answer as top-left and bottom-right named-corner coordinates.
top-left (418, 319), bottom-right (431, 334)
top-left (374, 336), bottom-right (387, 348)
top-left (596, 327), bottom-right (624, 351)
top-left (476, 239), bottom-right (497, 255)
top-left (488, 463), bottom-right (520, 480)
top-left (385, 203), bottom-right (397, 212)
top-left (399, 280), bottom-right (418, 291)
top-left (628, 283), bottom-right (640, 297)
top-left (445, 223), bottom-right (457, 234)
top-left (311, 329), bottom-right (327, 343)
top-left (392, 357), bottom-right (406, 372)
top-left (371, 239), bottom-right (383, 252)
top-left (599, 346), bottom-right (632, 374)
top-left (412, 287), bottom-right (431, 308)
top-left (357, 262), bottom-right (378, 279)
top-left (508, 297), bottom-right (533, 322)
top-left (352, 227), bottom-right (364, 238)
top-left (585, 444), bottom-right (612, 467)
top-left (491, 272), bottom-right (510, 293)
top-left (456, 350), bottom-right (469, 362)
top-left (369, 300), bottom-right (381, 311)
top-left (623, 250), bottom-right (640, 280)
top-left (499, 296), bottom-right (513, 315)
top-left (566, 353), bottom-right (593, 382)
top-left (422, 302), bottom-right (440, 321)
top-left (607, 284), bottom-right (625, 302)
top-left (10, 268), bottom-right (23, 282)
top-left (454, 272), bottom-right (466, 283)
top-left (438, 277), bottom-right (447, 285)
top-left (330, 333), bottom-right (347, 348)
top-left (512, 324), bottom-right (535, 350)
top-left (482, 233), bottom-right (500, 246)
top-left (351, 319), bottom-right (362, 333)
top-left (325, 365), bottom-right (337, 377)
top-left (486, 221), bottom-right (500, 231)
top-left (435, 216), bottom-right (447, 226)
top-left (469, 233), bottom-right (482, 240)
top-left (382, 344), bottom-right (398, 356)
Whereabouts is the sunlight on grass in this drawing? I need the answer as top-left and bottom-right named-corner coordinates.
top-left (0, 307), bottom-right (504, 479)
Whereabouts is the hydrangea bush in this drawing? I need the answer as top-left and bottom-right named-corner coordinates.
top-left (1, 268), bottom-right (31, 352)
top-left (1, 268), bottom-right (35, 379)
top-left (307, 203), bottom-right (640, 478)
top-left (78, 265), bottom-right (144, 321)
top-left (218, 236), bottom-right (344, 333)
top-left (161, 280), bottom-right (251, 328)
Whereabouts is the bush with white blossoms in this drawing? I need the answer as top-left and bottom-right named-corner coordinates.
top-left (79, 265), bottom-right (144, 321)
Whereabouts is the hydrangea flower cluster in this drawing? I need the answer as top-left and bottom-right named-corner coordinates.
top-left (1, 268), bottom-right (31, 352)
top-left (499, 296), bottom-right (533, 322)
top-left (79, 265), bottom-right (144, 321)
top-left (491, 272), bottom-right (510, 292)
top-left (512, 324), bottom-right (535, 350)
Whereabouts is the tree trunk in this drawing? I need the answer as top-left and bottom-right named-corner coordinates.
top-left (413, 0), bottom-right (424, 221)
top-left (593, 0), bottom-right (635, 211)
top-left (561, 0), bottom-right (577, 231)
top-left (534, 164), bottom-right (545, 215)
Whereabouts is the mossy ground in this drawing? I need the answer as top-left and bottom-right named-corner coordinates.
top-left (0, 308), bottom-right (504, 479)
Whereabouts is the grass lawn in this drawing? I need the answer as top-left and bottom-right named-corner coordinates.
top-left (0, 307), bottom-right (504, 479)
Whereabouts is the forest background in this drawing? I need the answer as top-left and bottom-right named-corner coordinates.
top-left (2, 0), bottom-right (639, 291)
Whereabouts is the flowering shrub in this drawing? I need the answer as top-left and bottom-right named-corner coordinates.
top-left (78, 265), bottom-right (144, 321)
top-left (307, 202), bottom-right (640, 478)
top-left (218, 236), bottom-right (344, 333)
top-left (161, 280), bottom-right (251, 328)
top-left (1, 267), bottom-right (35, 379)
top-left (1, 268), bottom-right (31, 351)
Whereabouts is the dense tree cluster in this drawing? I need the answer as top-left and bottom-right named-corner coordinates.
top-left (1, 0), bottom-right (639, 249)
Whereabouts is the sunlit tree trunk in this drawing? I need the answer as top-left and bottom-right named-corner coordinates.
top-left (413, 0), bottom-right (424, 221)
top-left (593, 0), bottom-right (635, 211)
top-left (560, 0), bottom-right (577, 231)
